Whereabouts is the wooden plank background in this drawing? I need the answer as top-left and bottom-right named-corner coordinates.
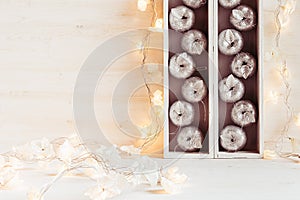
top-left (0, 0), bottom-right (299, 152)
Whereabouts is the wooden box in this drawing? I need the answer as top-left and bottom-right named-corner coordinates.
top-left (164, 0), bottom-right (263, 158)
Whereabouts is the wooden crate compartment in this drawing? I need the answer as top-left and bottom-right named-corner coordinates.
top-left (164, 0), bottom-right (214, 158)
top-left (214, 0), bottom-right (263, 158)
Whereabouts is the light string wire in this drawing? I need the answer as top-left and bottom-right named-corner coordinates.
top-left (273, 0), bottom-right (297, 158)
top-left (139, 0), bottom-right (164, 149)
top-left (0, 2), bottom-right (162, 196)
top-left (0, 138), bottom-right (116, 199)
top-left (0, 1), bottom-right (181, 199)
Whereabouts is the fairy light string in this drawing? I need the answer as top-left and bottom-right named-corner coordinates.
top-left (138, 0), bottom-right (165, 149)
top-left (139, 0), bottom-right (160, 103)
top-left (0, 1), bottom-right (178, 199)
top-left (269, 0), bottom-right (297, 157)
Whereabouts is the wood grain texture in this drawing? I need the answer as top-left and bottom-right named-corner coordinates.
top-left (0, 0), bottom-right (298, 152)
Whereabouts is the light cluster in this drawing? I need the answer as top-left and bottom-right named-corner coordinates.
top-left (0, 134), bottom-right (187, 200)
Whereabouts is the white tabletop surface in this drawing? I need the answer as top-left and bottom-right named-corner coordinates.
top-left (1, 159), bottom-right (300, 200)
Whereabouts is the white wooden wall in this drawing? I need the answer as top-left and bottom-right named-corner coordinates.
top-left (0, 0), bottom-right (299, 152)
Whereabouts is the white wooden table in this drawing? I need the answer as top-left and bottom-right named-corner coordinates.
top-left (1, 159), bottom-right (300, 200)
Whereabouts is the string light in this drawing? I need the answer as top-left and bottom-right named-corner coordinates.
top-left (294, 113), bottom-right (300, 126)
top-left (154, 18), bottom-right (163, 29)
top-left (0, 1), bottom-right (186, 199)
top-left (268, 0), bottom-right (297, 158)
top-left (263, 150), bottom-right (278, 160)
top-left (136, 0), bottom-right (164, 148)
top-left (151, 90), bottom-right (163, 106)
top-left (278, 0), bottom-right (297, 27)
top-left (269, 90), bottom-right (280, 105)
top-left (137, 0), bottom-right (149, 12)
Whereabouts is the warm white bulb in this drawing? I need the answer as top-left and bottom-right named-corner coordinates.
top-left (154, 18), bottom-right (163, 29)
top-left (278, 0), bottom-right (297, 27)
top-left (263, 150), bottom-right (277, 160)
top-left (278, 12), bottom-right (290, 27)
top-left (137, 0), bottom-right (148, 12)
top-left (283, 0), bottom-right (297, 14)
top-left (151, 90), bottom-right (163, 106)
top-left (295, 113), bottom-right (300, 126)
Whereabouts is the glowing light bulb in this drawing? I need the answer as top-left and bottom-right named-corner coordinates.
top-left (151, 90), bottom-right (163, 106)
top-left (263, 150), bottom-right (277, 160)
top-left (283, 0), bottom-right (296, 14)
top-left (269, 91), bottom-right (280, 104)
top-left (294, 113), bottom-right (300, 126)
top-left (137, 0), bottom-right (148, 12)
top-left (278, 11), bottom-right (291, 27)
top-left (278, 0), bottom-right (297, 27)
top-left (154, 18), bottom-right (163, 29)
